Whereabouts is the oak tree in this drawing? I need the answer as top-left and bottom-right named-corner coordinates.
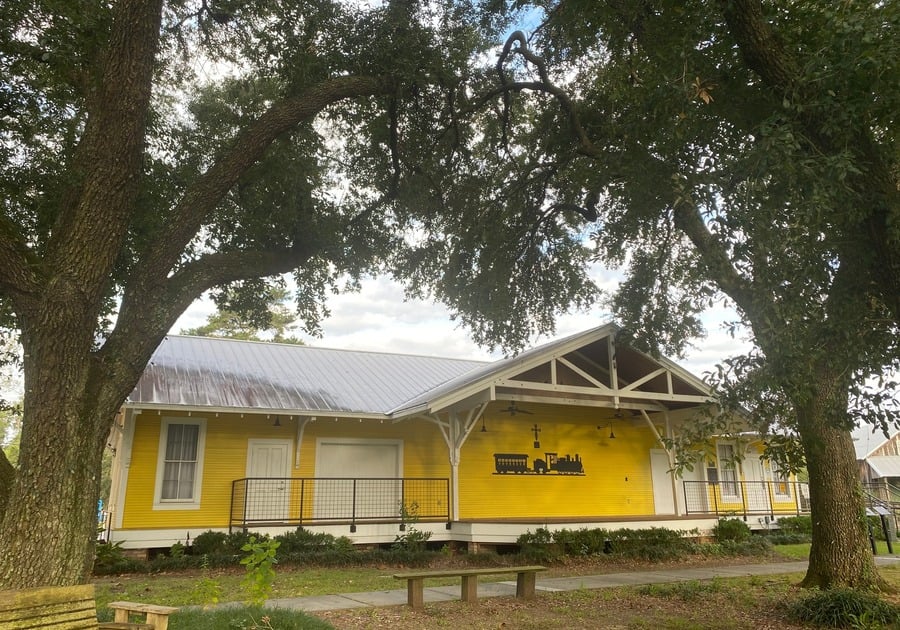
top-left (0, 0), bottom-right (594, 587)
top-left (448, 0), bottom-right (898, 589)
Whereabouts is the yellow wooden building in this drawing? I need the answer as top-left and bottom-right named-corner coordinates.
top-left (106, 324), bottom-right (807, 551)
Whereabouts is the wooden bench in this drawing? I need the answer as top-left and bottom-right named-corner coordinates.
top-left (107, 601), bottom-right (179, 630)
top-left (393, 565), bottom-right (547, 610)
top-left (0, 584), bottom-right (152, 629)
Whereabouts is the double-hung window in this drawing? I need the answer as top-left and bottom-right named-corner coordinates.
top-left (716, 443), bottom-right (740, 499)
top-left (154, 418), bottom-right (206, 509)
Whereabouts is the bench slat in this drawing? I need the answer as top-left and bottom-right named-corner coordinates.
top-left (107, 601), bottom-right (179, 615)
top-left (392, 565), bottom-right (546, 580)
top-left (392, 565), bottom-right (547, 610)
top-left (0, 585), bottom-right (98, 629)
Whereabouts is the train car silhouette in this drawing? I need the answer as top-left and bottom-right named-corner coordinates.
top-left (493, 452), bottom-right (584, 475)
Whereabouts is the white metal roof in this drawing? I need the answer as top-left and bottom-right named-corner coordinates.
top-left (852, 425), bottom-right (894, 460)
top-left (127, 324), bottom-right (714, 419)
top-left (866, 456), bottom-right (900, 478)
top-left (127, 335), bottom-right (487, 415)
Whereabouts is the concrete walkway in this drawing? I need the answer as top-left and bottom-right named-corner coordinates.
top-left (259, 556), bottom-right (900, 613)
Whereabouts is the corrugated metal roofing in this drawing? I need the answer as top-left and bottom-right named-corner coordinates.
top-left (866, 456), bottom-right (900, 478)
top-left (128, 335), bottom-right (487, 415)
top-left (389, 324), bottom-right (620, 414)
top-left (852, 425), bottom-right (894, 460)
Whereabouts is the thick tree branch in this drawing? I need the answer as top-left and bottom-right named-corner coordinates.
top-left (0, 215), bottom-right (41, 305)
top-left (95, 242), bottom-right (321, 417)
top-left (672, 201), bottom-right (779, 350)
top-left (495, 33), bottom-right (599, 157)
top-left (45, 0), bottom-right (163, 299)
top-left (137, 75), bottom-right (393, 287)
top-left (0, 449), bottom-right (13, 518)
top-left (719, 0), bottom-right (900, 326)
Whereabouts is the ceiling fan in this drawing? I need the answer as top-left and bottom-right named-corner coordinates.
top-left (499, 402), bottom-right (533, 416)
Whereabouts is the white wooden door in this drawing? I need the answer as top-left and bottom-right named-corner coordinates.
top-left (315, 439), bottom-right (401, 520)
top-left (650, 449), bottom-right (676, 515)
top-left (246, 440), bottom-right (291, 521)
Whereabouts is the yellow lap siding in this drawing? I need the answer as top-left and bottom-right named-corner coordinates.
top-left (458, 405), bottom-right (660, 520)
top-left (121, 413), bottom-right (450, 530)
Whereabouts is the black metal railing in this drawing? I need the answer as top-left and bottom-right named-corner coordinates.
top-left (229, 477), bottom-right (450, 532)
top-left (683, 480), bottom-right (811, 518)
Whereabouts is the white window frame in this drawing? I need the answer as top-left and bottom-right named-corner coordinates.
top-left (153, 417), bottom-right (207, 510)
top-left (768, 460), bottom-right (792, 499)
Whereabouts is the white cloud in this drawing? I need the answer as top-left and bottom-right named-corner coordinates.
top-left (171, 268), bottom-right (754, 379)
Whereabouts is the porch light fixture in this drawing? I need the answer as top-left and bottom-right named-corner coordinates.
top-left (598, 422), bottom-right (616, 439)
top-left (273, 415), bottom-right (282, 427)
top-left (531, 423), bottom-right (541, 449)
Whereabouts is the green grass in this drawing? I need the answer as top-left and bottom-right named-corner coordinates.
top-left (167, 606), bottom-right (333, 629)
top-left (775, 540), bottom-right (899, 560)
top-left (94, 565), bottom-right (459, 609)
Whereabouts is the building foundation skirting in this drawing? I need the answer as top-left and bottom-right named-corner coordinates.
top-left (108, 514), bottom-right (785, 552)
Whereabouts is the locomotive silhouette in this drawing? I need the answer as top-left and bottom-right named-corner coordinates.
top-left (493, 452), bottom-right (585, 475)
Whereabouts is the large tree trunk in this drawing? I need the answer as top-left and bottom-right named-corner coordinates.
top-left (0, 322), bottom-right (112, 586)
top-left (798, 369), bottom-right (885, 590)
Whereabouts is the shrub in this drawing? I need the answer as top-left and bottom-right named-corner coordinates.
top-left (553, 527), bottom-right (609, 557)
top-left (713, 517), bottom-right (751, 543)
top-left (93, 541), bottom-right (144, 575)
top-left (191, 530), bottom-right (228, 555)
top-left (777, 515), bottom-right (812, 535)
top-left (275, 527), bottom-right (354, 554)
top-left (718, 536), bottom-right (773, 556)
top-left (225, 530), bottom-right (266, 554)
top-left (787, 588), bottom-right (900, 628)
top-left (606, 527), bottom-right (692, 561)
top-left (764, 532), bottom-right (811, 545)
top-left (516, 528), bottom-right (559, 562)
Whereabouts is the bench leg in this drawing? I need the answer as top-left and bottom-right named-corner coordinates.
top-left (147, 612), bottom-right (170, 630)
top-left (114, 609), bottom-right (130, 623)
top-left (407, 577), bottom-right (425, 610)
top-left (516, 572), bottom-right (536, 599)
top-left (461, 575), bottom-right (478, 603)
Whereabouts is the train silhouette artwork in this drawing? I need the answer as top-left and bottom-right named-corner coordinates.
top-left (493, 452), bottom-right (585, 475)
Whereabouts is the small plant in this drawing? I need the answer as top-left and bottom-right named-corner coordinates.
top-left (240, 536), bottom-right (281, 607)
top-left (169, 541), bottom-right (187, 559)
top-left (713, 517), bottom-right (751, 543)
top-left (787, 588), bottom-right (900, 628)
top-left (190, 555), bottom-right (223, 608)
top-left (393, 502), bottom-right (432, 552)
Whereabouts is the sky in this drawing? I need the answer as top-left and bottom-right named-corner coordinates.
top-left (172, 265), bottom-right (753, 380)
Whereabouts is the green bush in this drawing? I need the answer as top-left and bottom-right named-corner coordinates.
top-left (764, 532), bottom-right (811, 545)
top-left (275, 527), bottom-right (354, 554)
top-left (777, 515), bottom-right (812, 535)
top-left (224, 530), bottom-right (266, 554)
top-left (606, 527), bottom-right (692, 561)
top-left (553, 527), bottom-right (609, 557)
top-left (713, 517), bottom-right (751, 543)
top-left (787, 588), bottom-right (900, 628)
top-left (191, 530), bottom-right (228, 555)
top-left (718, 537), bottom-right (773, 556)
top-left (516, 527), bottom-right (559, 563)
top-left (93, 541), bottom-right (144, 575)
